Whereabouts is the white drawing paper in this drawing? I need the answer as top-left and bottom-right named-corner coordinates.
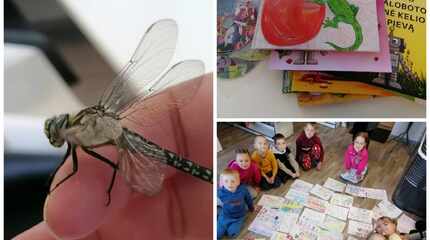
top-left (345, 184), bottom-right (367, 198)
top-left (285, 188), bottom-right (310, 205)
top-left (348, 206), bottom-right (373, 224)
top-left (330, 193), bottom-right (354, 208)
top-left (291, 179), bottom-right (315, 193)
top-left (248, 207), bottom-right (284, 237)
top-left (320, 215), bottom-right (347, 233)
top-left (299, 208), bottom-right (326, 227)
top-left (323, 178), bottom-right (346, 192)
top-left (317, 229), bottom-right (343, 240)
top-left (258, 194), bottom-right (286, 208)
top-left (326, 203), bottom-right (349, 221)
top-left (364, 188), bottom-right (388, 201)
top-left (397, 214), bottom-right (416, 234)
top-left (305, 196), bottom-right (329, 213)
top-left (310, 184), bottom-right (334, 201)
top-left (347, 220), bottom-right (373, 238)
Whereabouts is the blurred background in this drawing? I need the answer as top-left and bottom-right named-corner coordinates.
top-left (4, 0), bottom-right (213, 238)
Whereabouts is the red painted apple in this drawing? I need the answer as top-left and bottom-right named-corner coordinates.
top-left (262, 0), bottom-right (326, 46)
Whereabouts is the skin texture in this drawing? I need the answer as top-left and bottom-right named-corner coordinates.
top-left (220, 173), bottom-right (240, 193)
top-left (375, 218), bottom-right (398, 237)
top-left (14, 74), bottom-right (213, 240)
top-left (235, 153), bottom-right (251, 170)
top-left (353, 135), bottom-right (366, 152)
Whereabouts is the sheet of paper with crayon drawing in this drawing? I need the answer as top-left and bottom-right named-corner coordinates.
top-left (269, 0), bottom-right (390, 72)
top-left (252, 0), bottom-right (380, 52)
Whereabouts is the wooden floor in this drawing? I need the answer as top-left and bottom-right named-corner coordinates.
top-left (217, 123), bottom-right (416, 239)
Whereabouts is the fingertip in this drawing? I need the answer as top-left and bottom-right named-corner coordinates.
top-left (44, 147), bottom-right (131, 239)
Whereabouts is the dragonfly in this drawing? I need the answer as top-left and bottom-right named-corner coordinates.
top-left (44, 19), bottom-right (213, 205)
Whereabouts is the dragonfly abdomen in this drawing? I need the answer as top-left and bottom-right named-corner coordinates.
top-left (122, 128), bottom-right (213, 183)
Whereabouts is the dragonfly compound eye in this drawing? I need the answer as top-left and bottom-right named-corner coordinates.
top-left (44, 114), bottom-right (69, 147)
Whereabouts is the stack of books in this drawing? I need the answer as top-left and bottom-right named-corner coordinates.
top-left (217, 0), bottom-right (426, 106)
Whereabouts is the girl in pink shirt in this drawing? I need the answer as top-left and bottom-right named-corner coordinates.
top-left (227, 148), bottom-right (261, 198)
top-left (340, 132), bottom-right (369, 184)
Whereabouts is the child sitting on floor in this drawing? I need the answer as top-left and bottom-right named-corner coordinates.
top-left (227, 148), bottom-right (261, 198)
top-left (296, 123), bottom-right (324, 171)
top-left (272, 133), bottom-right (300, 179)
top-left (251, 135), bottom-right (288, 190)
top-left (375, 216), bottom-right (402, 240)
top-left (340, 132), bottom-right (369, 184)
top-left (217, 169), bottom-right (254, 239)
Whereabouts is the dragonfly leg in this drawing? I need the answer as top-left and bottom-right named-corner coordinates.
top-left (47, 142), bottom-right (71, 190)
top-left (50, 145), bottom-right (78, 193)
top-left (105, 168), bottom-right (117, 206)
top-left (82, 148), bottom-right (119, 206)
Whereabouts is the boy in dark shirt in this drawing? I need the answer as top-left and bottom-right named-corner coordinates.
top-left (272, 133), bottom-right (300, 179)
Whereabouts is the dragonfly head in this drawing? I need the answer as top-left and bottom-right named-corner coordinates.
top-left (44, 114), bottom-right (70, 147)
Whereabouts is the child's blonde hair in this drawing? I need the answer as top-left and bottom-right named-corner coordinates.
top-left (254, 135), bottom-right (267, 144)
top-left (235, 148), bottom-right (250, 156)
top-left (377, 216), bottom-right (397, 226)
top-left (220, 168), bottom-right (239, 178)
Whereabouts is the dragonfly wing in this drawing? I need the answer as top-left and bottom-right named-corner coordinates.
top-left (118, 132), bottom-right (167, 195)
top-left (118, 60), bottom-right (205, 128)
top-left (99, 19), bottom-right (178, 113)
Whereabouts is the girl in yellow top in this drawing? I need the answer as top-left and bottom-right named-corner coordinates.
top-left (251, 135), bottom-right (288, 190)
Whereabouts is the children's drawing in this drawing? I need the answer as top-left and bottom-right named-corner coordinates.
top-left (347, 220), bottom-right (373, 238)
top-left (269, 0), bottom-right (391, 72)
top-left (258, 194), bottom-right (287, 208)
top-left (298, 208), bottom-right (326, 227)
top-left (278, 213), bottom-right (301, 234)
top-left (317, 229), bottom-right (343, 240)
top-left (249, 207), bottom-right (285, 237)
top-left (281, 198), bottom-right (305, 214)
top-left (364, 187), bottom-right (388, 201)
top-left (291, 179), bottom-right (315, 193)
top-left (260, 0), bottom-right (326, 46)
top-left (373, 200), bottom-right (402, 219)
top-left (320, 215), bottom-right (346, 233)
top-left (289, 223), bottom-right (320, 240)
top-left (345, 184), bottom-right (367, 198)
top-left (271, 231), bottom-right (296, 240)
top-left (253, 0), bottom-right (379, 52)
top-left (323, 178), bottom-right (346, 192)
top-left (326, 203), bottom-right (349, 221)
top-left (330, 193), bottom-right (354, 208)
top-left (348, 206), bottom-right (373, 224)
top-left (310, 184), bottom-right (334, 201)
top-left (305, 196), bottom-right (329, 213)
top-left (285, 188), bottom-right (310, 205)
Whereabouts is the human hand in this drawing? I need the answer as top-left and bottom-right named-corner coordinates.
top-left (254, 205), bottom-right (262, 213)
top-left (295, 172), bottom-right (300, 178)
top-left (269, 176), bottom-right (275, 184)
top-left (14, 75), bottom-right (213, 240)
top-left (255, 187), bottom-right (261, 194)
top-left (316, 162), bottom-right (322, 170)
